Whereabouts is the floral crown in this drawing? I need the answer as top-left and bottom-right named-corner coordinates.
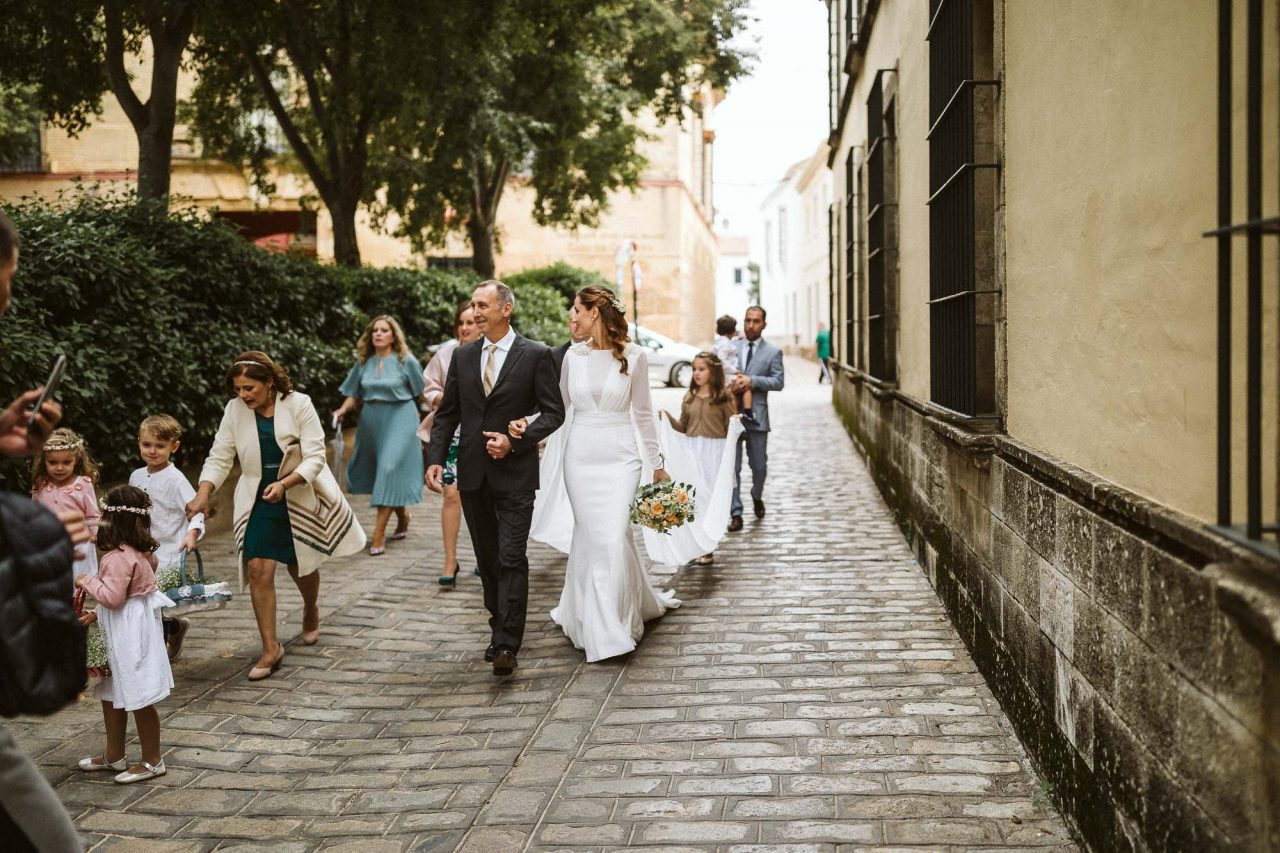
top-left (99, 497), bottom-right (150, 516)
top-left (43, 439), bottom-right (83, 453)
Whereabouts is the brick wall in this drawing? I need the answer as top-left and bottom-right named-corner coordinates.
top-left (832, 371), bottom-right (1280, 852)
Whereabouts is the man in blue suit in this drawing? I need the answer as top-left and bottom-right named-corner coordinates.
top-left (728, 305), bottom-right (785, 531)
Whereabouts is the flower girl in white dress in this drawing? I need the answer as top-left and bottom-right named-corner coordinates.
top-left (527, 285), bottom-right (680, 662)
top-left (76, 485), bottom-right (174, 784)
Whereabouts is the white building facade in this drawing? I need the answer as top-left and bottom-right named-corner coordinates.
top-left (757, 143), bottom-right (831, 353)
top-left (714, 234), bottom-right (755, 330)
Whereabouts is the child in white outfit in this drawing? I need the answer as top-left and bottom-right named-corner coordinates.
top-left (712, 314), bottom-right (740, 378)
top-left (76, 485), bottom-right (173, 785)
top-left (129, 415), bottom-right (205, 661)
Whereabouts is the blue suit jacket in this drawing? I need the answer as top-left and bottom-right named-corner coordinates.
top-left (736, 337), bottom-right (785, 432)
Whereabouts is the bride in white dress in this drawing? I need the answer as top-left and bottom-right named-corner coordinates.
top-left (527, 285), bottom-right (680, 662)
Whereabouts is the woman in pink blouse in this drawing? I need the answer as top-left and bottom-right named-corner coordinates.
top-left (418, 303), bottom-right (480, 587)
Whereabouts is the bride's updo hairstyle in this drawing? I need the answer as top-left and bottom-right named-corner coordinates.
top-left (577, 285), bottom-right (632, 376)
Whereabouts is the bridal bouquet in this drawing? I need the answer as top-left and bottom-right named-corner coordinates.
top-left (629, 478), bottom-right (696, 534)
top-left (85, 623), bottom-right (111, 679)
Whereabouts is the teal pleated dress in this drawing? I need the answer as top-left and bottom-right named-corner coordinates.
top-left (243, 413), bottom-right (298, 564)
top-left (340, 354), bottom-right (426, 507)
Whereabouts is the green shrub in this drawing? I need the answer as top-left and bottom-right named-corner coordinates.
top-left (346, 266), bottom-right (570, 353)
top-left (0, 193), bottom-right (358, 489)
top-left (0, 192), bottom-right (577, 491)
top-left (504, 261), bottom-right (608, 306)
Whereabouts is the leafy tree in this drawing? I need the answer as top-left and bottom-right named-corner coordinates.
top-left (370, 0), bottom-right (753, 278)
top-left (0, 1), bottom-right (199, 199)
top-left (186, 0), bottom-right (442, 267)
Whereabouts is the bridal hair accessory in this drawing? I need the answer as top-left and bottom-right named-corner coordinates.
top-left (43, 439), bottom-right (84, 452)
top-left (234, 360), bottom-right (267, 367)
top-left (98, 498), bottom-right (150, 516)
top-left (610, 297), bottom-right (626, 315)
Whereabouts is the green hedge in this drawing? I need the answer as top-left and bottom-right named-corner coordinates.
top-left (0, 192), bottom-right (581, 490)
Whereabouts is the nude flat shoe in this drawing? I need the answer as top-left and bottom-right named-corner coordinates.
top-left (248, 643), bottom-right (285, 681)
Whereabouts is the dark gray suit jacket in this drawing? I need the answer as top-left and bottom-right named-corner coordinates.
top-left (428, 334), bottom-right (565, 492)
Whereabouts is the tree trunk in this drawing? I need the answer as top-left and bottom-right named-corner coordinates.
top-left (329, 195), bottom-right (363, 267)
top-left (103, 0), bottom-right (194, 200)
top-left (135, 121), bottom-right (173, 199)
top-left (467, 215), bottom-right (496, 279)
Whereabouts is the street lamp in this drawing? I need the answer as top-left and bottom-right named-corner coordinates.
top-left (614, 239), bottom-right (642, 327)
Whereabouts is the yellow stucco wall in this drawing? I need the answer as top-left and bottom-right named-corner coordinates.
top-left (1003, 0), bottom-right (1278, 522)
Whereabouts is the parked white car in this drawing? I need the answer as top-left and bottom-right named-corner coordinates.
top-left (630, 324), bottom-right (701, 387)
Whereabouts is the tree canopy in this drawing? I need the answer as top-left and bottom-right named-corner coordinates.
top-left (0, 1), bottom-right (200, 198)
top-left (186, 0), bottom-right (446, 267)
top-left (369, 0), bottom-right (753, 276)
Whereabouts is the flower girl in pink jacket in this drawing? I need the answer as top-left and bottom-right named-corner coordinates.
top-left (75, 485), bottom-right (174, 784)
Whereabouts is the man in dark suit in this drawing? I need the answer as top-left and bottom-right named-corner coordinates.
top-left (427, 280), bottom-right (565, 675)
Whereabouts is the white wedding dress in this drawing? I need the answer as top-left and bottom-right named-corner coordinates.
top-left (532, 342), bottom-right (680, 662)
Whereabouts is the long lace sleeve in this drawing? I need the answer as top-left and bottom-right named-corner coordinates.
top-left (629, 350), bottom-right (663, 469)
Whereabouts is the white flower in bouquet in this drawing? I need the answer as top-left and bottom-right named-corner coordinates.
top-left (156, 565), bottom-right (182, 592)
top-left (86, 622), bottom-right (110, 676)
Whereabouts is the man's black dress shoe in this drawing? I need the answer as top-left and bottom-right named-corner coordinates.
top-left (484, 644), bottom-right (496, 662)
top-left (727, 515), bottom-right (743, 532)
top-left (753, 499), bottom-right (765, 519)
top-left (493, 649), bottom-right (517, 676)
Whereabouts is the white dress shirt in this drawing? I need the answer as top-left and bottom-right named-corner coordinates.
top-left (481, 326), bottom-right (518, 387)
top-left (129, 463), bottom-right (206, 569)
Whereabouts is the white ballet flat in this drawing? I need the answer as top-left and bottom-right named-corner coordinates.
top-left (114, 760), bottom-right (166, 784)
top-left (78, 755), bottom-right (126, 772)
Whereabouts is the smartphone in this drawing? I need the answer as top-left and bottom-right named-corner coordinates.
top-left (27, 354), bottom-right (67, 427)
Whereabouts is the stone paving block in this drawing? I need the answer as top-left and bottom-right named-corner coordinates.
top-left (763, 819), bottom-right (880, 844)
top-left (616, 797), bottom-right (721, 819)
top-left (892, 773), bottom-right (995, 794)
top-left (564, 777), bottom-right (669, 797)
top-left (185, 816), bottom-right (304, 839)
top-left (539, 822), bottom-right (630, 844)
top-left (729, 797), bottom-right (834, 819)
top-left (638, 820), bottom-right (755, 843)
top-left (133, 787), bottom-right (257, 816)
top-left (454, 826), bottom-right (528, 852)
top-left (674, 774), bottom-right (774, 795)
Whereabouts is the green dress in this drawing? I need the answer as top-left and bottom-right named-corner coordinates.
top-left (243, 413), bottom-right (297, 565)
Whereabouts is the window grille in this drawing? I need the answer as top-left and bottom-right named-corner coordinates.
top-left (844, 149), bottom-right (857, 367)
top-left (1208, 0), bottom-right (1279, 559)
top-left (865, 70), bottom-right (897, 382)
top-left (829, 202), bottom-right (838, 364)
top-left (926, 0), bottom-right (998, 417)
top-left (0, 126), bottom-right (41, 174)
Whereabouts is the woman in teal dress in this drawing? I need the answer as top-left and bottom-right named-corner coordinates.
top-left (334, 315), bottom-right (426, 554)
top-left (246, 412), bottom-right (297, 565)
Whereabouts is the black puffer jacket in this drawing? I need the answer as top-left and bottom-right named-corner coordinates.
top-left (0, 494), bottom-right (86, 717)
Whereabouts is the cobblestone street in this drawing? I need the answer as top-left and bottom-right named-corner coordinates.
top-left (12, 360), bottom-right (1077, 851)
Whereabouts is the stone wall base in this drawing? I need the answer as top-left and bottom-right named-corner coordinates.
top-left (831, 367), bottom-right (1280, 852)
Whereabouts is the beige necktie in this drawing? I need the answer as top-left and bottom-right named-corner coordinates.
top-left (483, 343), bottom-right (498, 396)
